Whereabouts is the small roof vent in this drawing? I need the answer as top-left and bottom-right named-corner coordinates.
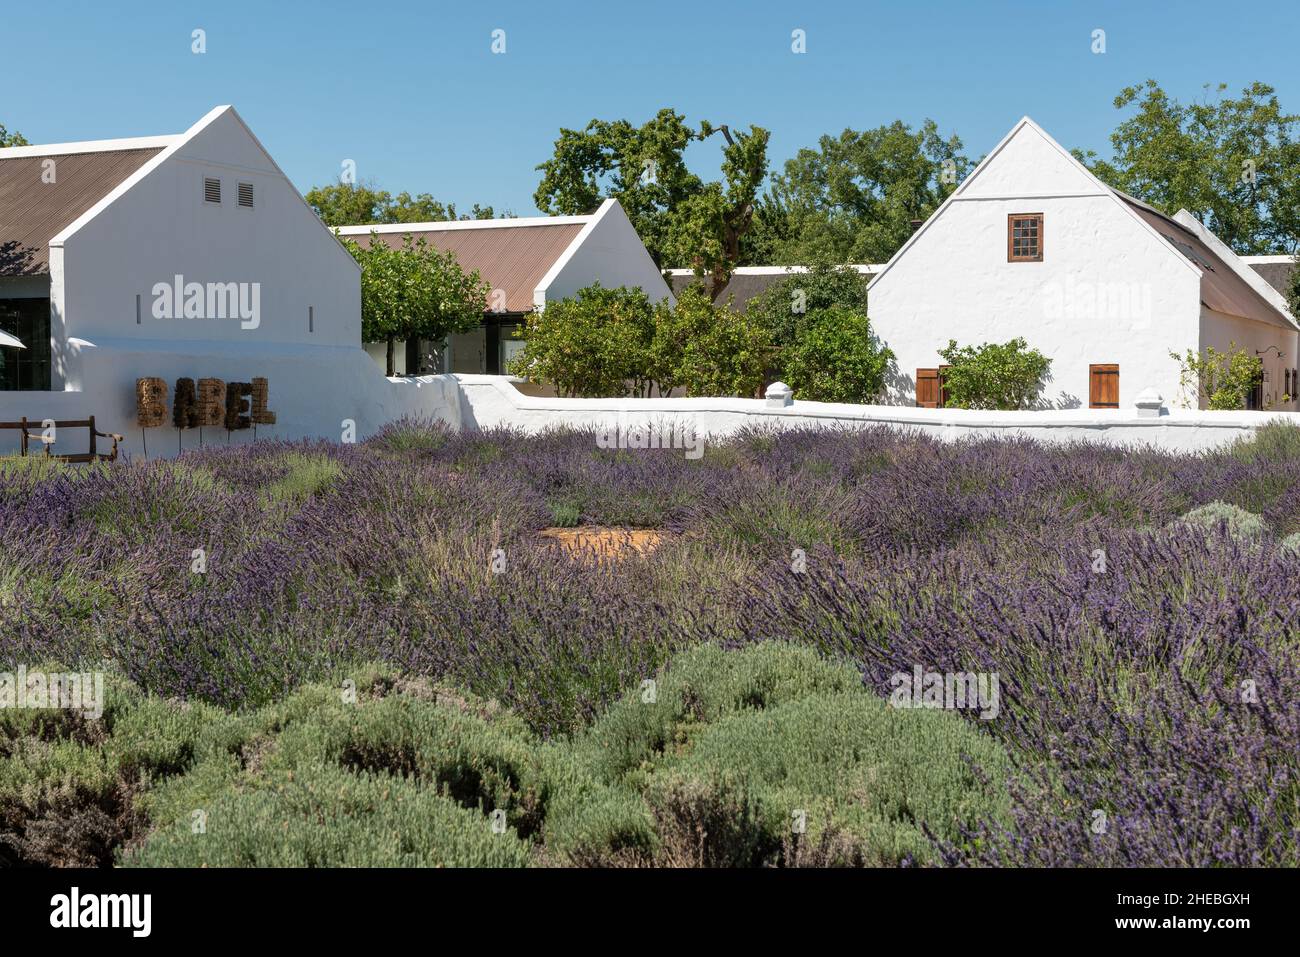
top-left (204, 177), bottom-right (221, 204)
top-left (238, 182), bottom-right (254, 208)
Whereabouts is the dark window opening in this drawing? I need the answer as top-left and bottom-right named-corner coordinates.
top-left (1008, 213), bottom-right (1044, 262)
top-left (1246, 358), bottom-right (1265, 410)
top-left (0, 298), bottom-right (52, 391)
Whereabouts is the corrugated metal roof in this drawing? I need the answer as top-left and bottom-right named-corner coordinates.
top-left (1120, 196), bottom-right (1287, 325)
top-left (0, 147), bottom-right (163, 276)
top-left (670, 269), bottom-right (876, 312)
top-left (343, 222), bottom-right (586, 314)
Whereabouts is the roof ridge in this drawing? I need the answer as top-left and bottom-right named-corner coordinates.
top-left (0, 135), bottom-right (180, 159)
top-left (334, 214), bottom-right (592, 235)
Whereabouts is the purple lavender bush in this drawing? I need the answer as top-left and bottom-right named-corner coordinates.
top-left (0, 417), bottom-right (1295, 865)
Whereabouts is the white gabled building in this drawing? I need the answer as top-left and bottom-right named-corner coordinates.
top-left (0, 105), bottom-right (448, 457)
top-left (868, 116), bottom-right (1299, 411)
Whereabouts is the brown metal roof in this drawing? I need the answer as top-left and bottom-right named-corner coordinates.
top-left (0, 147), bottom-right (163, 276)
top-left (1248, 260), bottom-right (1295, 297)
top-left (669, 270), bottom-right (875, 312)
top-left (1119, 196), bottom-right (1289, 325)
top-left (343, 222), bottom-right (585, 314)
top-left (670, 272), bottom-right (789, 311)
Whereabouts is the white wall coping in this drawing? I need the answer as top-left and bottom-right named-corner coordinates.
top-left (664, 264), bottom-right (883, 276)
top-left (453, 374), bottom-right (1297, 434)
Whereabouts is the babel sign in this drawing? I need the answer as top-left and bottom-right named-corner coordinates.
top-left (136, 376), bottom-right (276, 430)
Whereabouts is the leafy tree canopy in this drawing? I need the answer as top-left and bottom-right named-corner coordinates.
top-left (308, 181), bottom-right (499, 227)
top-left (743, 263), bottom-right (871, 350)
top-left (1076, 80), bottom-right (1300, 254)
top-left (341, 232), bottom-right (488, 375)
top-left (0, 122), bottom-right (27, 148)
top-left (534, 109), bottom-right (769, 292)
top-left (749, 119), bottom-right (973, 266)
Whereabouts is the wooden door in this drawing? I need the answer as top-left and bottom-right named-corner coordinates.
top-left (916, 368), bottom-right (941, 408)
top-left (1089, 364), bottom-right (1119, 409)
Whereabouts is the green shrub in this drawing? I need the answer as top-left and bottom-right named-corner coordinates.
top-left (546, 498), bottom-right (582, 528)
top-left (938, 337), bottom-right (1051, 410)
top-left (1171, 342), bottom-right (1262, 410)
top-left (9, 647), bottom-right (1012, 868)
top-left (1279, 532), bottom-right (1300, 556)
top-left (367, 417), bottom-right (453, 453)
top-left (550, 642), bottom-right (1011, 866)
top-left (0, 454), bottom-right (73, 484)
top-left (651, 285), bottom-right (771, 398)
top-left (1173, 501), bottom-right (1268, 539)
top-left (744, 263), bottom-right (870, 351)
top-left (0, 669), bottom-right (229, 866)
top-left (261, 453), bottom-right (343, 507)
top-left (124, 671), bottom-right (546, 866)
top-left (508, 284), bottom-right (657, 398)
top-left (126, 763), bottom-right (532, 867)
top-left (782, 305), bottom-right (893, 404)
top-left (1230, 422), bottom-right (1300, 463)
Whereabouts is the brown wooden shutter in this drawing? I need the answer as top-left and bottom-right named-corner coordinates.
top-left (916, 368), bottom-right (941, 408)
top-left (1089, 364), bottom-right (1119, 408)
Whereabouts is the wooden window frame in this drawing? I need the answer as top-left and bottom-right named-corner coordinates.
top-left (1007, 212), bottom-right (1044, 262)
top-left (1089, 363), bottom-right (1119, 409)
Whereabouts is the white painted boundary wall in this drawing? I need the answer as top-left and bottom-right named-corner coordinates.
top-left (453, 375), bottom-right (1299, 453)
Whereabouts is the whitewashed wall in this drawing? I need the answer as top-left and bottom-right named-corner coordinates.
top-left (0, 106), bottom-right (455, 459)
top-left (1198, 306), bottom-right (1298, 411)
top-left (537, 199), bottom-right (675, 307)
top-left (452, 375), bottom-right (1293, 453)
top-left (868, 122), bottom-right (1203, 409)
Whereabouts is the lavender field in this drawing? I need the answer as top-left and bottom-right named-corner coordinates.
top-left (1, 419), bottom-right (1297, 867)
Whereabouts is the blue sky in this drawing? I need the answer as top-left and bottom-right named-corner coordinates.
top-left (5, 1), bottom-right (1298, 216)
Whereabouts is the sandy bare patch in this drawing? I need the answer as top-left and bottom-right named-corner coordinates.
top-left (538, 526), bottom-right (667, 559)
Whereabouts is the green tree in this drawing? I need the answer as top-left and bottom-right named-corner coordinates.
top-left (753, 120), bottom-right (973, 265)
top-left (937, 338), bottom-right (1052, 410)
top-left (341, 232), bottom-right (489, 375)
top-left (534, 110), bottom-right (769, 293)
top-left (743, 263), bottom-right (871, 351)
top-left (0, 122), bottom-right (27, 148)
top-left (507, 285), bottom-right (656, 398)
top-left (1170, 342), bottom-right (1263, 410)
top-left (651, 286), bottom-right (772, 397)
top-left (782, 305), bottom-right (893, 404)
top-left (308, 181), bottom-right (498, 226)
top-left (1076, 80), bottom-right (1300, 254)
